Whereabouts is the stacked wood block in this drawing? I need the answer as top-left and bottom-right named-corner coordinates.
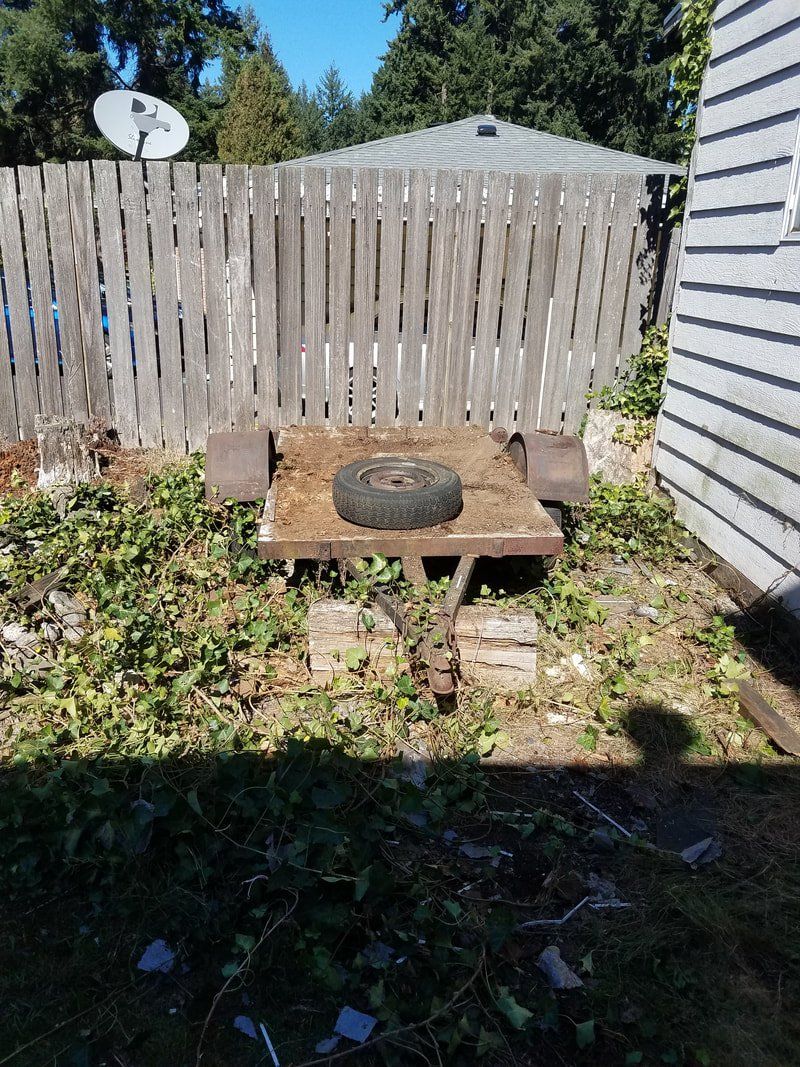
top-left (308, 599), bottom-right (537, 691)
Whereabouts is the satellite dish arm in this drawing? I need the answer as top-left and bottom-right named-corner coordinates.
top-left (133, 130), bottom-right (148, 162)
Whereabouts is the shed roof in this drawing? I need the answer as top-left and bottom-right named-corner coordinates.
top-left (281, 114), bottom-right (685, 176)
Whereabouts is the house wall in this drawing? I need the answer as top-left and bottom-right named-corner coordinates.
top-left (656, 0), bottom-right (800, 617)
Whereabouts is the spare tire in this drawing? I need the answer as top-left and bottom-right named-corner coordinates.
top-left (332, 457), bottom-right (462, 530)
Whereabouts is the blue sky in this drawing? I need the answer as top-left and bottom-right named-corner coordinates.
top-left (251, 1), bottom-right (401, 96)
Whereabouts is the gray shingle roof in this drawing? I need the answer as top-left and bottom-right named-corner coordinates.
top-left (281, 114), bottom-right (685, 176)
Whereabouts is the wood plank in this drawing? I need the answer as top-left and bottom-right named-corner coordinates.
top-left (303, 167), bottom-right (327, 425)
top-left (352, 167), bottom-right (379, 426)
top-left (563, 174), bottom-right (614, 433)
top-left (493, 172), bottom-right (535, 431)
top-left (18, 166), bottom-right (61, 415)
top-left (516, 173), bottom-right (562, 432)
top-left (672, 314), bottom-right (800, 383)
top-left (66, 162), bottom-right (111, 421)
top-left (592, 174), bottom-right (640, 394)
top-left (327, 168), bottom-right (353, 427)
top-left (676, 283), bottom-right (800, 335)
top-left (0, 172), bottom-right (19, 437)
top-left (701, 63), bottom-right (800, 139)
top-left (0, 166), bottom-right (66, 438)
top-left (470, 171), bottom-right (511, 429)
top-left (696, 112), bottom-right (797, 175)
top-left (146, 161), bottom-right (185, 450)
top-left (119, 161), bottom-right (162, 447)
top-left (660, 378), bottom-right (800, 478)
top-left (278, 167), bottom-right (302, 424)
top-left (423, 169), bottom-right (459, 426)
top-left (661, 474), bottom-right (800, 616)
top-left (539, 173), bottom-right (588, 431)
top-left (251, 166), bottom-right (279, 429)
top-left (199, 164), bottom-right (230, 434)
top-left (257, 426), bottom-right (562, 560)
top-left (443, 170), bottom-right (483, 426)
top-left (93, 160), bottom-right (138, 446)
top-left (654, 224), bottom-right (680, 325)
top-left (658, 413), bottom-right (800, 525)
top-left (173, 162), bottom-right (208, 451)
top-left (706, 15), bottom-right (800, 99)
top-left (375, 167), bottom-right (404, 426)
top-left (736, 681), bottom-right (800, 756)
top-left (398, 169), bottom-right (429, 426)
top-left (226, 165), bottom-right (255, 430)
top-left (42, 164), bottom-right (88, 422)
top-left (309, 599), bottom-right (537, 689)
top-left (619, 175), bottom-right (663, 376)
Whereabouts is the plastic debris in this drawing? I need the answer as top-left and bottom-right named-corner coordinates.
top-left (315, 1036), bottom-right (341, 1054)
top-left (260, 1022), bottom-right (280, 1066)
top-left (537, 946), bottom-right (584, 990)
top-left (634, 603), bottom-right (660, 622)
top-left (361, 941), bottom-right (395, 967)
top-left (680, 837), bottom-right (722, 866)
top-left (334, 1006), bottom-right (378, 1043)
top-left (570, 652), bottom-right (592, 679)
top-left (442, 829), bottom-right (458, 843)
top-left (137, 938), bottom-right (175, 974)
top-left (234, 1015), bottom-right (257, 1039)
top-left (519, 896), bottom-right (590, 929)
top-left (459, 842), bottom-right (494, 860)
top-left (573, 791), bottom-right (632, 838)
top-left (405, 811), bottom-right (428, 828)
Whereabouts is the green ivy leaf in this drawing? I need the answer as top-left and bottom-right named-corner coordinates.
top-left (496, 987), bottom-right (533, 1029)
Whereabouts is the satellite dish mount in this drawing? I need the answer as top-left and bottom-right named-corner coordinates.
top-left (129, 98), bottom-right (172, 161)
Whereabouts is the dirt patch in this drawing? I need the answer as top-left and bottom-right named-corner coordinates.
top-left (0, 439), bottom-right (185, 497)
top-left (265, 425), bottom-right (559, 557)
top-left (0, 440), bottom-right (38, 494)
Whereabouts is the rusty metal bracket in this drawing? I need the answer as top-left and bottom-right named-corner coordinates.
top-left (342, 555), bottom-right (477, 697)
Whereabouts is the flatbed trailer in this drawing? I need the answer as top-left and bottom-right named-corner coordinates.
top-left (206, 424), bottom-right (586, 695)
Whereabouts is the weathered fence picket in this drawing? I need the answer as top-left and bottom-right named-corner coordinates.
top-left (0, 160), bottom-right (676, 451)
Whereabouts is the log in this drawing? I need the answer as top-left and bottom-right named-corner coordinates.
top-left (308, 599), bottom-right (537, 690)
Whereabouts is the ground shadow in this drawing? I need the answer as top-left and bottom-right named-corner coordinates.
top-left (1, 700), bottom-right (798, 1067)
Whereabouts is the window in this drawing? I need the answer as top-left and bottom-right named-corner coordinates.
top-left (782, 115), bottom-right (800, 240)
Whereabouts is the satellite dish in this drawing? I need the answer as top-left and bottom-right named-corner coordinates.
top-left (93, 90), bottom-right (190, 161)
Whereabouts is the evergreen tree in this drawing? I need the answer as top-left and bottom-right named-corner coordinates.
top-left (294, 80), bottom-right (325, 154)
top-left (315, 63), bottom-right (359, 150)
top-left (0, 0), bottom-right (253, 163)
top-left (217, 47), bottom-right (302, 164)
top-left (366, 0), bottom-right (681, 161)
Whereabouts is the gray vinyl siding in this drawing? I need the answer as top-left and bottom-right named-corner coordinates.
top-left (656, 0), bottom-right (800, 616)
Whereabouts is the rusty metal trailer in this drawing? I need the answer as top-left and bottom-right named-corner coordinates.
top-left (206, 425), bottom-right (587, 695)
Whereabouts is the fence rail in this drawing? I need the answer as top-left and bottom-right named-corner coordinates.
top-left (0, 161), bottom-right (675, 451)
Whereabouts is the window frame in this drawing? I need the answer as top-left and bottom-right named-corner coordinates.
top-left (781, 114), bottom-right (800, 242)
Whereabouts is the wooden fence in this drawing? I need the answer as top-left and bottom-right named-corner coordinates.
top-left (0, 162), bottom-right (676, 451)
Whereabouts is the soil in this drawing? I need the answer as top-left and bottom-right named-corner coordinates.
top-left (265, 425), bottom-right (560, 556)
top-left (0, 439), bottom-right (180, 496)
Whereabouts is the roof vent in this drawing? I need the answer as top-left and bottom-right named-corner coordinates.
top-left (477, 123), bottom-right (497, 137)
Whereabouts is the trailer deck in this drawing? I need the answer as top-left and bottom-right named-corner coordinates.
top-left (257, 426), bottom-right (564, 560)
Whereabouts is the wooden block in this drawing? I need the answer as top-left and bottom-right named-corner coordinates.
top-left (308, 599), bottom-right (537, 690)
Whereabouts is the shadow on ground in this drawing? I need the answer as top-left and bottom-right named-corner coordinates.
top-left (1, 702), bottom-right (798, 1067)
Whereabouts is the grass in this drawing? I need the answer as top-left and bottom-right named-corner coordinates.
top-left (0, 460), bottom-right (798, 1065)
